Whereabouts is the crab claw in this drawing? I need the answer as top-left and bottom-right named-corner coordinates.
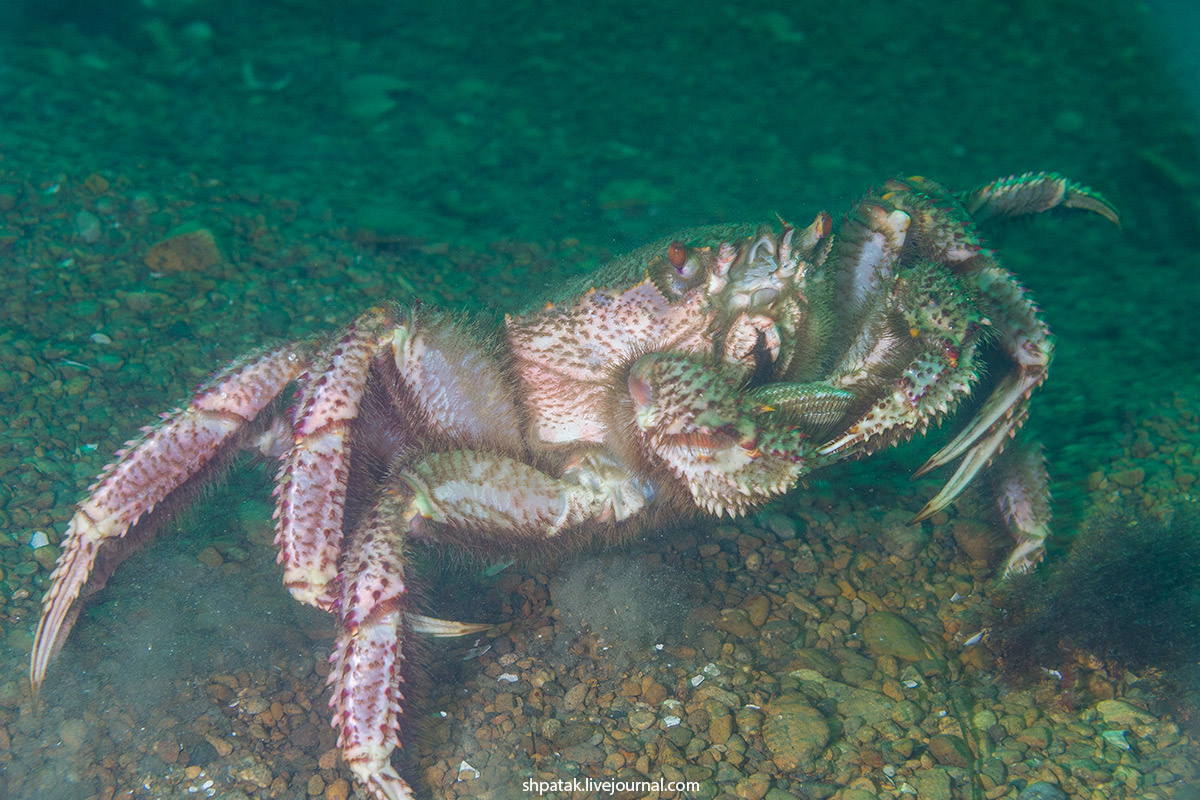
top-left (406, 612), bottom-right (492, 637)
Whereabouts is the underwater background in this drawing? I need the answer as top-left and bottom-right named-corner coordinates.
top-left (1, 0), bottom-right (1199, 798)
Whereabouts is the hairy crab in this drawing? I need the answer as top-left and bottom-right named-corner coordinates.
top-left (30, 173), bottom-right (1116, 799)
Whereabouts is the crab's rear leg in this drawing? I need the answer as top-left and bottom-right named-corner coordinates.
top-left (31, 342), bottom-right (311, 693)
top-left (910, 263), bottom-right (1052, 520)
top-left (327, 485), bottom-right (417, 800)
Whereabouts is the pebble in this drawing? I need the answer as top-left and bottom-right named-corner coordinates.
top-left (927, 733), bottom-right (972, 767)
top-left (856, 611), bottom-right (930, 661)
top-left (878, 509), bottom-right (929, 559)
top-left (1095, 699), bottom-right (1155, 726)
top-left (143, 224), bottom-right (223, 273)
top-left (1016, 781), bottom-right (1067, 800)
top-left (325, 778), bottom-right (350, 800)
top-left (762, 696), bottom-right (829, 771)
top-left (74, 210), bottom-right (102, 243)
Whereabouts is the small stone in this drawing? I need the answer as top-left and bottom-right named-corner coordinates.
top-left (734, 772), bottom-right (770, 800)
top-left (563, 681), bottom-right (588, 711)
top-left (33, 545), bottom-right (59, 571)
top-left (196, 546), bottom-right (224, 567)
top-left (709, 713), bottom-right (733, 745)
top-left (144, 223), bottom-right (222, 273)
top-left (642, 681), bottom-right (668, 706)
top-left (715, 608), bottom-right (757, 639)
top-left (857, 611), bottom-right (929, 661)
top-left (1095, 699), bottom-right (1155, 726)
top-left (742, 595), bottom-right (770, 628)
top-left (878, 510), bottom-right (928, 559)
top-left (629, 711), bottom-right (656, 731)
top-left (1016, 781), bottom-right (1067, 800)
top-left (927, 733), bottom-right (972, 767)
top-left (762, 696), bottom-right (829, 771)
top-left (58, 719), bottom-right (88, 751)
top-left (952, 519), bottom-right (1003, 563)
top-left (913, 767), bottom-right (952, 800)
top-left (75, 210), bottom-right (102, 243)
top-left (1015, 725), bottom-right (1052, 750)
top-left (1109, 467), bottom-right (1144, 488)
top-left (205, 733), bottom-right (234, 757)
top-left (325, 778), bottom-right (350, 800)
top-left (307, 774), bottom-right (326, 796)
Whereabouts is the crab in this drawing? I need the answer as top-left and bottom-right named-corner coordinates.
top-left (30, 173), bottom-right (1116, 799)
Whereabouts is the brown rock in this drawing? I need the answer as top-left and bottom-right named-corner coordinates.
top-left (144, 224), bottom-right (222, 273)
top-left (205, 733), bottom-right (234, 757)
top-left (742, 595), bottom-right (770, 628)
top-left (735, 772), bottom-right (771, 800)
top-left (715, 608), bottom-right (756, 639)
top-left (709, 713), bottom-right (733, 746)
top-left (927, 733), bottom-right (972, 767)
top-left (642, 681), bottom-right (668, 706)
top-left (325, 778), bottom-right (351, 800)
top-left (857, 611), bottom-right (930, 662)
top-left (762, 696), bottom-right (829, 771)
top-left (952, 519), bottom-right (1003, 563)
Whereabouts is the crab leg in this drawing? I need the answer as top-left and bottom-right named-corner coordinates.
top-left (328, 485), bottom-right (416, 800)
top-left (911, 264), bottom-right (1052, 492)
top-left (31, 343), bottom-right (309, 693)
top-left (275, 306), bottom-right (396, 610)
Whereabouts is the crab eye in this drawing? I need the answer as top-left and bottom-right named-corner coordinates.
top-left (667, 240), bottom-right (700, 283)
top-left (668, 241), bottom-right (687, 269)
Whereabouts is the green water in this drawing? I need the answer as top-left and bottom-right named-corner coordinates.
top-left (1, 1), bottom-right (1198, 798)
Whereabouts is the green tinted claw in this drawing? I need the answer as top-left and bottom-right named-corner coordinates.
top-left (959, 171), bottom-right (1120, 226)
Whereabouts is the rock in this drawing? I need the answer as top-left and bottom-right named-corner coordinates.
top-left (716, 608), bottom-right (757, 639)
top-left (1015, 724), bottom-right (1052, 750)
top-left (642, 681), bottom-right (668, 706)
top-left (1096, 699), bottom-right (1155, 726)
top-left (734, 773), bottom-right (770, 800)
top-left (325, 778), bottom-right (350, 800)
top-left (837, 688), bottom-right (897, 725)
top-left (878, 509), bottom-right (929, 559)
top-left (762, 696), bottom-right (829, 771)
top-left (563, 681), bottom-right (588, 711)
top-left (857, 611), bottom-right (929, 661)
top-left (343, 74), bottom-right (411, 119)
top-left (787, 648), bottom-right (842, 678)
top-left (32, 545), bottom-right (59, 571)
top-left (914, 768), bottom-right (952, 800)
top-left (629, 711), bottom-right (656, 731)
top-left (742, 595), bottom-right (770, 628)
top-left (952, 519), bottom-right (1003, 563)
top-left (842, 790), bottom-right (878, 800)
top-left (927, 733), bottom-right (972, 767)
top-left (709, 713), bottom-right (732, 745)
top-left (1017, 781), bottom-right (1067, 800)
top-left (144, 223), bottom-right (222, 273)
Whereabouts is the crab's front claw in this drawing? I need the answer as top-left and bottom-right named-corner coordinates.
top-left (958, 171), bottom-right (1120, 226)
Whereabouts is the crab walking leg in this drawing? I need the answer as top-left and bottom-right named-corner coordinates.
top-left (31, 343), bottom-right (309, 692)
top-left (327, 486), bottom-right (416, 800)
top-left (402, 450), bottom-right (643, 539)
top-left (275, 306), bottom-right (396, 610)
top-left (913, 265), bottom-right (1053, 482)
top-left (992, 439), bottom-right (1052, 575)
